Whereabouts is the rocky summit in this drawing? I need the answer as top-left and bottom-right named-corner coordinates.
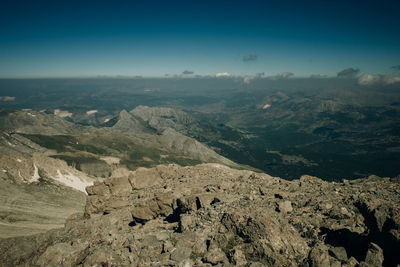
top-left (0, 163), bottom-right (399, 267)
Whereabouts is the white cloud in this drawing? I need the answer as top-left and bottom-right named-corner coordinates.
top-left (216, 72), bottom-right (232, 77)
top-left (384, 75), bottom-right (400, 84)
top-left (358, 73), bottom-right (400, 86)
top-left (243, 76), bottom-right (255, 84)
top-left (0, 96), bottom-right (16, 101)
top-left (358, 74), bottom-right (382, 85)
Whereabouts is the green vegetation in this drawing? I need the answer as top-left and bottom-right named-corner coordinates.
top-left (50, 154), bottom-right (103, 171)
top-left (22, 133), bottom-right (202, 173)
top-left (22, 134), bottom-right (76, 152)
top-left (121, 145), bottom-right (202, 170)
top-left (222, 234), bottom-right (241, 254)
top-left (22, 134), bottom-right (108, 154)
top-left (161, 155), bottom-right (202, 166)
top-left (190, 251), bottom-right (206, 261)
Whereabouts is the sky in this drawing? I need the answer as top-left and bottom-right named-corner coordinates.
top-left (1, 0), bottom-right (400, 78)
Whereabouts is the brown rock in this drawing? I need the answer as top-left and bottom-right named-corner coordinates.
top-left (104, 199), bottom-right (130, 213)
top-left (36, 242), bottom-right (89, 267)
top-left (131, 204), bottom-right (156, 222)
top-left (179, 214), bottom-right (195, 232)
top-left (177, 196), bottom-right (199, 213)
top-left (309, 244), bottom-right (330, 267)
top-left (170, 247), bottom-right (192, 262)
top-left (86, 182), bottom-right (110, 196)
top-left (156, 193), bottom-right (175, 216)
top-left (197, 193), bottom-right (216, 208)
top-left (85, 195), bottom-right (109, 215)
top-left (82, 248), bottom-right (122, 267)
top-left (129, 167), bottom-right (162, 189)
top-left (364, 242), bottom-right (384, 267)
top-left (231, 248), bottom-right (247, 266)
top-left (328, 246), bottom-right (348, 262)
top-left (278, 200), bottom-right (293, 213)
top-left (106, 176), bottom-right (132, 197)
top-left (203, 248), bottom-right (228, 265)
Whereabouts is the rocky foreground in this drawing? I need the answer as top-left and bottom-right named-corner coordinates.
top-left (0, 164), bottom-right (399, 267)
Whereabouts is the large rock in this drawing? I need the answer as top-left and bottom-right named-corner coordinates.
top-left (309, 244), bottom-right (331, 267)
top-left (131, 204), bottom-right (157, 223)
top-left (36, 242), bottom-right (89, 267)
top-left (128, 167), bottom-right (162, 189)
top-left (85, 194), bottom-right (110, 215)
top-left (86, 181), bottom-right (110, 196)
top-left (105, 176), bottom-right (132, 197)
top-left (363, 243), bottom-right (384, 267)
top-left (278, 200), bottom-right (293, 213)
top-left (170, 247), bottom-right (193, 262)
top-left (203, 248), bottom-right (229, 265)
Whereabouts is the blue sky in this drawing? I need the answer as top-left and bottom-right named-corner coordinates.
top-left (1, 0), bottom-right (399, 78)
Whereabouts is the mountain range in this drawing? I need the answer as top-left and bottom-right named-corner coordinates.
top-left (0, 77), bottom-right (399, 266)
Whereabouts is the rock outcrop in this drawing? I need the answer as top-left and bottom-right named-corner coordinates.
top-left (1, 164), bottom-right (399, 266)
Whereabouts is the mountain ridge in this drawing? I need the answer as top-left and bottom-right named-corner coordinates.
top-left (0, 108), bottom-right (243, 238)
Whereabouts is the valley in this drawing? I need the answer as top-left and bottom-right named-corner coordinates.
top-left (1, 77), bottom-right (399, 180)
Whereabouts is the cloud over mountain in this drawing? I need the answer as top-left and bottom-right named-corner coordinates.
top-left (358, 74), bottom-right (382, 85)
top-left (384, 75), bottom-right (400, 84)
top-left (243, 76), bottom-right (255, 84)
top-left (0, 96), bottom-right (15, 101)
top-left (216, 72), bottom-right (232, 77)
top-left (358, 73), bottom-right (400, 85)
top-left (337, 68), bottom-right (360, 78)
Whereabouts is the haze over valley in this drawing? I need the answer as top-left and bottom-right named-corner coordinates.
top-left (1, 76), bottom-right (399, 180)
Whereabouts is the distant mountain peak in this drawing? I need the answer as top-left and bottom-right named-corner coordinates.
top-left (130, 105), bottom-right (196, 134)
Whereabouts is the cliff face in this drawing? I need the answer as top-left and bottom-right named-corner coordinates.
top-left (1, 164), bottom-right (399, 266)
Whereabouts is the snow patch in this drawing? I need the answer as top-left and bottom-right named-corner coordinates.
top-left (54, 109), bottom-right (72, 118)
top-left (104, 118), bottom-right (110, 123)
top-left (2, 169), bottom-right (7, 173)
top-left (16, 158), bottom-right (22, 163)
top-left (6, 141), bottom-right (14, 147)
top-left (31, 164), bottom-right (40, 182)
top-left (86, 109), bottom-right (98, 115)
top-left (205, 163), bottom-right (230, 170)
top-left (263, 104), bottom-right (271, 109)
top-left (55, 170), bottom-right (93, 194)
